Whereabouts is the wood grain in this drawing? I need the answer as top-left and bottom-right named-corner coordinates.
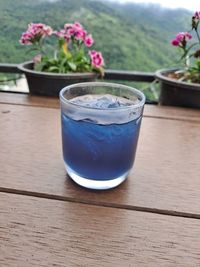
top-left (1, 104), bottom-right (200, 216)
top-left (144, 104), bottom-right (200, 122)
top-left (1, 92), bottom-right (200, 122)
top-left (0, 92), bottom-right (59, 108)
top-left (0, 192), bottom-right (200, 267)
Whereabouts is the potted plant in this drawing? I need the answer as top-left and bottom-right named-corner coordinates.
top-left (18, 22), bottom-right (104, 96)
top-left (155, 11), bottom-right (200, 108)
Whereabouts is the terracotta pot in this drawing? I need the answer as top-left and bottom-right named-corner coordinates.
top-left (155, 68), bottom-right (200, 108)
top-left (18, 61), bottom-right (98, 97)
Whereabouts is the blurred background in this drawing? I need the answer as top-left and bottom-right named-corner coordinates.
top-left (0, 0), bottom-right (195, 100)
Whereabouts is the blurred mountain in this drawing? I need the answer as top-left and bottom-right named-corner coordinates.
top-left (0, 0), bottom-right (191, 71)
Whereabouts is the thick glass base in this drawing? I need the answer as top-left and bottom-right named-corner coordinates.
top-left (65, 164), bottom-right (128, 190)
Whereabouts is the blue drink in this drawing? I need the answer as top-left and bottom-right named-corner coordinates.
top-left (60, 82), bottom-right (145, 190)
top-left (62, 114), bottom-right (141, 180)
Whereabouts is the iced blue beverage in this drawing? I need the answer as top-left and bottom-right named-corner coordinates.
top-left (60, 83), bottom-right (145, 190)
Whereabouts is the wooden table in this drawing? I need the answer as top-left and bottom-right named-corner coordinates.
top-left (0, 92), bottom-right (200, 267)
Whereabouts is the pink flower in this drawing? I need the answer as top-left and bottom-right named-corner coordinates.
top-left (84, 34), bottom-right (94, 47)
top-left (64, 23), bottom-right (74, 29)
top-left (175, 33), bottom-right (184, 42)
top-left (74, 28), bottom-right (87, 40)
top-left (74, 22), bottom-right (83, 29)
top-left (193, 11), bottom-right (200, 19)
top-left (20, 32), bottom-right (33, 45)
top-left (171, 39), bottom-right (180, 46)
top-left (176, 32), bottom-right (192, 41)
top-left (89, 50), bottom-right (97, 56)
top-left (64, 24), bottom-right (75, 36)
top-left (185, 32), bottom-right (192, 39)
top-left (19, 23), bottom-right (53, 45)
top-left (89, 50), bottom-right (104, 68)
top-left (28, 23), bottom-right (53, 37)
top-left (64, 22), bottom-right (87, 41)
top-left (33, 54), bottom-right (42, 63)
top-left (43, 25), bottom-right (53, 36)
top-left (55, 29), bottom-right (70, 42)
top-left (20, 21), bottom-right (105, 74)
top-left (171, 32), bottom-right (192, 47)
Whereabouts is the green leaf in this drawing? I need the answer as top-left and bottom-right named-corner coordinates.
top-left (34, 62), bottom-right (44, 72)
top-left (196, 59), bottom-right (200, 70)
top-left (75, 49), bottom-right (85, 61)
top-left (61, 57), bottom-right (67, 67)
top-left (41, 55), bottom-right (49, 62)
top-left (48, 66), bottom-right (59, 72)
top-left (58, 38), bottom-right (65, 48)
top-left (68, 61), bottom-right (77, 71)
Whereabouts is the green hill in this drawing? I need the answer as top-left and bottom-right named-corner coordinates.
top-left (0, 0), bottom-right (191, 71)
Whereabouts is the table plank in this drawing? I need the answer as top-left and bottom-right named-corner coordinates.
top-left (0, 92), bottom-right (59, 108)
top-left (1, 104), bottom-right (200, 216)
top-left (144, 104), bottom-right (200, 122)
top-left (0, 192), bottom-right (200, 267)
top-left (1, 92), bottom-right (200, 122)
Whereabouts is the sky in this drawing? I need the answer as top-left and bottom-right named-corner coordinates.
top-left (108, 0), bottom-right (199, 11)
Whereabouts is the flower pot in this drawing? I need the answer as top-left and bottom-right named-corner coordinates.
top-left (155, 68), bottom-right (200, 108)
top-left (18, 61), bottom-right (98, 97)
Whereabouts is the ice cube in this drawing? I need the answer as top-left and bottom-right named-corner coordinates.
top-left (70, 94), bottom-right (135, 109)
top-left (65, 94), bottom-right (142, 125)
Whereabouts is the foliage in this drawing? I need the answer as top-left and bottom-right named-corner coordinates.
top-left (0, 0), bottom-right (194, 100)
top-left (171, 11), bottom-right (200, 83)
top-left (20, 22), bottom-right (104, 74)
top-left (0, 0), bottom-right (191, 72)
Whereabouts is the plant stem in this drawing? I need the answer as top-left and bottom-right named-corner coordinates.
top-left (182, 47), bottom-right (189, 69)
top-left (195, 29), bottom-right (200, 45)
top-left (185, 55), bottom-right (190, 69)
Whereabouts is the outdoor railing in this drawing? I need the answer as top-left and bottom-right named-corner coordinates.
top-left (0, 63), bottom-right (156, 103)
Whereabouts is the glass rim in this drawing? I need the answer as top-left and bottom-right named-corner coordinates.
top-left (59, 82), bottom-right (146, 111)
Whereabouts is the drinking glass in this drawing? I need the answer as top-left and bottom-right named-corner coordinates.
top-left (60, 82), bottom-right (145, 190)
